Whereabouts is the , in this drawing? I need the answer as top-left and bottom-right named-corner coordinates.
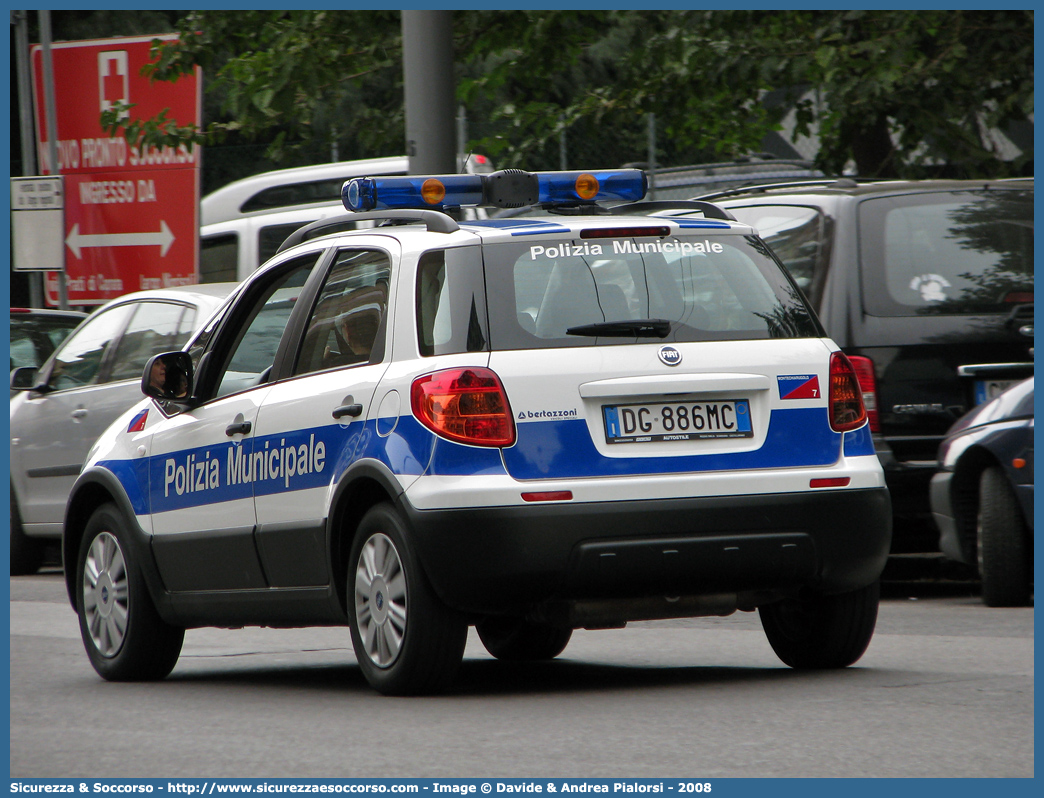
top-left (62, 168), bottom-right (890, 695)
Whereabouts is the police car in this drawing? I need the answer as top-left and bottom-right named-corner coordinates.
top-left (64, 168), bottom-right (892, 695)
